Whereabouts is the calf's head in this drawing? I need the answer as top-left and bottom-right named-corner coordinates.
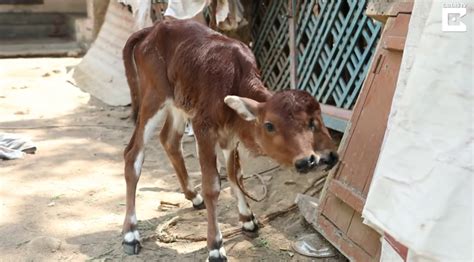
top-left (225, 90), bottom-right (339, 173)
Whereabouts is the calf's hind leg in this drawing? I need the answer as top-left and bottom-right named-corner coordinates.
top-left (159, 110), bottom-right (205, 209)
top-left (122, 97), bottom-right (168, 255)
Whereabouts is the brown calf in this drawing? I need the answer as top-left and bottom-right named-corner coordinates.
top-left (121, 19), bottom-right (338, 261)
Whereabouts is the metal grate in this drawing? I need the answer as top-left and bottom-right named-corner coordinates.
top-left (252, 0), bottom-right (381, 130)
top-left (252, 0), bottom-right (291, 91)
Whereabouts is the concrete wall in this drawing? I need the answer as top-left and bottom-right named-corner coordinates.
top-left (0, 0), bottom-right (87, 13)
top-left (74, 0), bottom-right (110, 48)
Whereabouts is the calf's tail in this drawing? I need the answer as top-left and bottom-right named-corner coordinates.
top-left (123, 27), bottom-right (152, 123)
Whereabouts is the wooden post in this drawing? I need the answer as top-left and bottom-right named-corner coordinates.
top-left (288, 0), bottom-right (297, 89)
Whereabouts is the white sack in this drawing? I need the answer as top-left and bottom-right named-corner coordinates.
top-left (362, 1), bottom-right (473, 261)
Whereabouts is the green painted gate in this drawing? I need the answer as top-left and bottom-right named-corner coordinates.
top-left (251, 0), bottom-right (381, 132)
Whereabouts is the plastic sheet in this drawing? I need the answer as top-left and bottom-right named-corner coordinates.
top-left (291, 233), bottom-right (336, 258)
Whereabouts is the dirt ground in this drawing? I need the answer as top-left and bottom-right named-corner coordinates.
top-left (0, 58), bottom-right (346, 262)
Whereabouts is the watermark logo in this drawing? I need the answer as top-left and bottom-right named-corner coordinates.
top-left (442, 3), bottom-right (467, 32)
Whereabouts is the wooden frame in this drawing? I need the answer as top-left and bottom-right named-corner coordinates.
top-left (314, 2), bottom-right (414, 261)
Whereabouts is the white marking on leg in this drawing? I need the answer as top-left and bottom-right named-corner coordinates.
top-left (222, 149), bottom-right (231, 164)
top-left (209, 230), bottom-right (225, 258)
top-left (144, 107), bottom-right (167, 143)
top-left (133, 230), bottom-right (140, 240)
top-left (134, 101), bottom-right (169, 178)
top-left (192, 193), bottom-right (203, 206)
top-left (124, 230), bottom-right (140, 243)
top-left (124, 232), bottom-right (135, 242)
top-left (223, 143), bottom-right (252, 217)
top-left (230, 183), bottom-right (252, 217)
top-left (216, 157), bottom-right (223, 175)
top-left (208, 246), bottom-right (226, 259)
top-left (169, 105), bottom-right (186, 135)
top-left (216, 230), bottom-right (222, 243)
top-left (134, 150), bottom-right (144, 177)
top-left (130, 213), bottom-right (137, 225)
top-left (242, 220), bottom-right (256, 231)
top-left (168, 105), bottom-right (187, 156)
top-left (221, 149), bottom-right (231, 173)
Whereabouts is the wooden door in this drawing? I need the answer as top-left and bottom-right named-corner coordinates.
top-left (315, 3), bottom-right (413, 261)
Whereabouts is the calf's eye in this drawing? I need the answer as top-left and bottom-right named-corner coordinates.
top-left (309, 119), bottom-right (316, 131)
top-left (264, 122), bottom-right (275, 133)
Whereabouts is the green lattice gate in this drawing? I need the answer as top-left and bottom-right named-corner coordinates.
top-left (252, 0), bottom-right (381, 132)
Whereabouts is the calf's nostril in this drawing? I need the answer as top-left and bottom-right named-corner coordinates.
top-left (295, 155), bottom-right (318, 173)
top-left (308, 154), bottom-right (317, 166)
top-left (294, 158), bottom-right (308, 170)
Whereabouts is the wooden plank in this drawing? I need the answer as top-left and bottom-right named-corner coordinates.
top-left (328, 179), bottom-right (365, 214)
top-left (383, 36), bottom-right (406, 51)
top-left (321, 193), bottom-right (355, 233)
top-left (366, 1), bottom-right (414, 23)
top-left (316, 215), bottom-right (375, 262)
top-left (321, 103), bottom-right (352, 120)
top-left (336, 14), bottom-right (411, 193)
top-left (347, 212), bottom-right (382, 258)
top-left (322, 114), bottom-right (348, 132)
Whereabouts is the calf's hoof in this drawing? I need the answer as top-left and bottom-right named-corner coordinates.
top-left (122, 240), bottom-right (141, 255)
top-left (192, 194), bottom-right (206, 210)
top-left (242, 213), bottom-right (259, 233)
top-left (122, 230), bottom-right (141, 255)
top-left (207, 247), bottom-right (227, 262)
top-left (193, 202), bottom-right (206, 210)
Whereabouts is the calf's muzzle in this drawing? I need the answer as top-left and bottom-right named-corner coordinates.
top-left (294, 154), bottom-right (318, 173)
top-left (294, 151), bottom-right (339, 173)
top-left (320, 151), bottom-right (339, 170)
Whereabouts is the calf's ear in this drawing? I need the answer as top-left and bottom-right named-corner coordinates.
top-left (224, 96), bottom-right (261, 121)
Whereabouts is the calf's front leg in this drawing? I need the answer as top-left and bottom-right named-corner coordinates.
top-left (223, 147), bottom-right (259, 233)
top-left (195, 129), bottom-right (227, 261)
